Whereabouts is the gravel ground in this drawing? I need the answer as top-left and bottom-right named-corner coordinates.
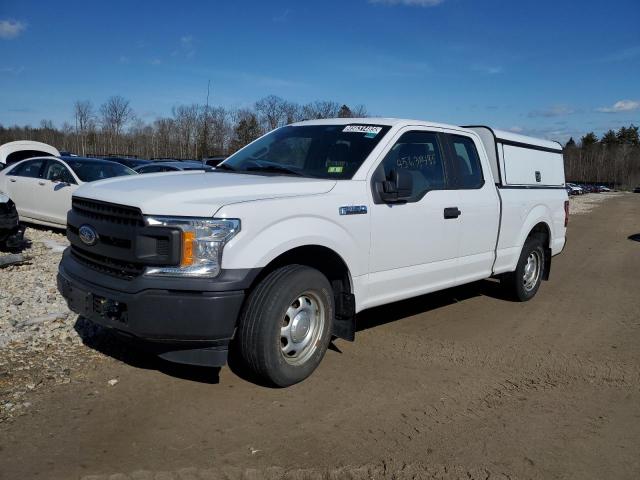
top-left (568, 191), bottom-right (623, 214)
top-left (0, 193), bottom-right (626, 421)
top-left (0, 227), bottom-right (107, 422)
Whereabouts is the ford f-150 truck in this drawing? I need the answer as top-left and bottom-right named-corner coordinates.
top-left (57, 118), bottom-right (568, 386)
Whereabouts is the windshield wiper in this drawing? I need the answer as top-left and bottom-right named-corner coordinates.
top-left (245, 165), bottom-right (304, 176)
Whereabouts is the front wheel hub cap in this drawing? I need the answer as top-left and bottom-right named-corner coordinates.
top-left (291, 311), bottom-right (311, 343)
top-left (280, 292), bottom-right (325, 366)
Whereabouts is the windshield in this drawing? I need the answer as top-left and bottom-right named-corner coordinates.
top-left (67, 160), bottom-right (137, 182)
top-left (220, 124), bottom-right (391, 179)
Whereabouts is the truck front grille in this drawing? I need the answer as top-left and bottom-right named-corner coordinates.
top-left (68, 197), bottom-right (178, 280)
top-left (70, 245), bottom-right (146, 280)
top-left (72, 198), bottom-right (144, 227)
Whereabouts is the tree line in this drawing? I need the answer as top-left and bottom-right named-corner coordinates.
top-left (0, 95), bottom-right (368, 160)
top-left (1, 98), bottom-right (638, 188)
top-left (564, 124), bottom-right (639, 189)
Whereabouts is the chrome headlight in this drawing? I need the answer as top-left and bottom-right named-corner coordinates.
top-left (144, 216), bottom-right (240, 278)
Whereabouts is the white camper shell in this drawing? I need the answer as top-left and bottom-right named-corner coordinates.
top-left (465, 127), bottom-right (565, 187)
top-left (0, 140), bottom-right (60, 168)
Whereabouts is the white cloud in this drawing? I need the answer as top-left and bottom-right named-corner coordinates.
top-left (508, 126), bottom-right (524, 133)
top-left (528, 105), bottom-right (575, 118)
top-left (369, 0), bottom-right (444, 6)
top-left (596, 100), bottom-right (640, 113)
top-left (0, 19), bottom-right (26, 39)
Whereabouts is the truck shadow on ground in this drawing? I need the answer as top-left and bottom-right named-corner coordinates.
top-left (355, 278), bottom-right (511, 333)
top-left (73, 278), bottom-right (510, 386)
top-left (73, 317), bottom-right (221, 384)
top-left (628, 233), bottom-right (640, 242)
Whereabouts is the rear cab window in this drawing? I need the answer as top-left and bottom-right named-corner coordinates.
top-left (446, 135), bottom-right (484, 189)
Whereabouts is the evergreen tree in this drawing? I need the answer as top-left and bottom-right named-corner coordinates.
top-left (601, 129), bottom-right (618, 144)
top-left (580, 132), bottom-right (598, 146)
top-left (616, 124), bottom-right (639, 145)
top-left (565, 137), bottom-right (576, 148)
top-left (338, 104), bottom-right (353, 118)
top-left (230, 113), bottom-right (262, 152)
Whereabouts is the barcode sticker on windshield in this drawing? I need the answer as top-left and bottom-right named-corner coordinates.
top-left (343, 125), bottom-right (382, 135)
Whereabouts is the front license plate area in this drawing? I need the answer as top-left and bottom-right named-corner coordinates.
top-left (92, 295), bottom-right (128, 324)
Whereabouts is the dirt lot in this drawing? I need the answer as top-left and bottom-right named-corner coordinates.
top-left (1, 193), bottom-right (639, 480)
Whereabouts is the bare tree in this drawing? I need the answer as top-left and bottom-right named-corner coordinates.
top-left (255, 95), bottom-right (291, 130)
top-left (301, 100), bottom-right (341, 120)
top-left (172, 104), bottom-right (200, 158)
top-left (73, 100), bottom-right (94, 155)
top-left (350, 104), bottom-right (369, 117)
top-left (99, 96), bottom-right (134, 153)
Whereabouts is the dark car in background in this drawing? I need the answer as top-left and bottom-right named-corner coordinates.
top-left (101, 156), bottom-right (151, 170)
top-left (134, 160), bottom-right (210, 174)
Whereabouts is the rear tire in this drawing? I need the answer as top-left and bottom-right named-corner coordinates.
top-left (501, 234), bottom-right (546, 302)
top-left (234, 265), bottom-right (333, 387)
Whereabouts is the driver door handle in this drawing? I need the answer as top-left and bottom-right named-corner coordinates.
top-left (444, 207), bottom-right (461, 219)
top-left (38, 181), bottom-right (46, 185)
top-left (9, 178), bottom-right (16, 182)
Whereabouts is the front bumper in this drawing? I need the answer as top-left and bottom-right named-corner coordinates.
top-left (57, 249), bottom-right (256, 366)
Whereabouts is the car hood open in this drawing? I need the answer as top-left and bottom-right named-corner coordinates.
top-left (73, 171), bottom-right (337, 217)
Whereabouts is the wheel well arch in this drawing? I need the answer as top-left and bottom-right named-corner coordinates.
top-left (247, 245), bottom-right (356, 341)
top-left (528, 221), bottom-right (551, 248)
top-left (526, 222), bottom-right (552, 280)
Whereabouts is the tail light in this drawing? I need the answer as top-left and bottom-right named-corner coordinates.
top-left (564, 200), bottom-right (569, 227)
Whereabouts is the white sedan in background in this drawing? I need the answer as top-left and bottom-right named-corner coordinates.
top-left (0, 156), bottom-right (137, 228)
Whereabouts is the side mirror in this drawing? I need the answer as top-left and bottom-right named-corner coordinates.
top-left (377, 169), bottom-right (413, 203)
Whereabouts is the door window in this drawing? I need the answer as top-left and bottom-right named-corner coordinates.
top-left (44, 161), bottom-right (76, 184)
top-left (448, 135), bottom-right (484, 189)
top-left (7, 159), bottom-right (45, 178)
top-left (375, 131), bottom-right (447, 202)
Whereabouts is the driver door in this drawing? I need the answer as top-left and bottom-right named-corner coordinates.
top-left (366, 127), bottom-right (460, 308)
top-left (39, 159), bottom-right (79, 226)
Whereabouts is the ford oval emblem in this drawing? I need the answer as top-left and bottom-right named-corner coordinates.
top-left (79, 224), bottom-right (98, 246)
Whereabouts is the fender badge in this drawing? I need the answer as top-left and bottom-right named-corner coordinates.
top-left (339, 206), bottom-right (367, 216)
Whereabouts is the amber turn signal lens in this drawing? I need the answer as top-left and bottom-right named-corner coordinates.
top-left (181, 231), bottom-right (195, 267)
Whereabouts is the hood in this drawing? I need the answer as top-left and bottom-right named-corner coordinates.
top-left (73, 171), bottom-right (336, 217)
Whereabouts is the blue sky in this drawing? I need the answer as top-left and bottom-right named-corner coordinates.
top-left (1, 0), bottom-right (638, 142)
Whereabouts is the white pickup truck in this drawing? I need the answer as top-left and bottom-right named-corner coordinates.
top-left (57, 118), bottom-right (568, 386)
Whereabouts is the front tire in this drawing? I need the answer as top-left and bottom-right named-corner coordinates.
top-left (501, 235), bottom-right (546, 302)
top-left (234, 265), bottom-right (333, 387)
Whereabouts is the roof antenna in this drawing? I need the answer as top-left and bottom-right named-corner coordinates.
top-left (202, 79), bottom-right (211, 169)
